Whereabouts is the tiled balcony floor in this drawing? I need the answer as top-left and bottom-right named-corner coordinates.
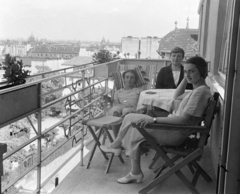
top-left (51, 138), bottom-right (217, 194)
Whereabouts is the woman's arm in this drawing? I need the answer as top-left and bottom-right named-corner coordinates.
top-left (136, 112), bottom-right (191, 128)
top-left (173, 77), bottom-right (188, 100)
top-left (113, 90), bottom-right (120, 106)
top-left (112, 99), bottom-right (120, 106)
top-left (155, 112), bottom-right (190, 125)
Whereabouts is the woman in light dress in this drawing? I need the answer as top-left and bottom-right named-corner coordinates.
top-left (107, 69), bottom-right (142, 137)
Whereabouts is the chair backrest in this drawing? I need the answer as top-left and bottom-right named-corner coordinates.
top-left (103, 65), bottom-right (149, 113)
top-left (198, 92), bottom-right (219, 149)
top-left (113, 65), bottom-right (149, 90)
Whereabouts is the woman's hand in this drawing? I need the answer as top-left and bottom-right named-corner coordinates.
top-left (123, 100), bottom-right (133, 108)
top-left (135, 117), bottom-right (154, 128)
top-left (136, 107), bottom-right (147, 114)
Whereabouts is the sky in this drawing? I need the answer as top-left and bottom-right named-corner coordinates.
top-left (0, 0), bottom-right (200, 42)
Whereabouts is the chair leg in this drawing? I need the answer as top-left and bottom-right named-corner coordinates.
top-left (139, 149), bottom-right (202, 194)
top-left (139, 168), bottom-right (200, 194)
top-left (86, 127), bottom-right (108, 169)
top-left (98, 127), bottom-right (124, 173)
top-left (105, 128), bottom-right (124, 163)
top-left (105, 153), bottom-right (115, 174)
top-left (188, 163), bottom-right (196, 174)
top-left (191, 161), bottom-right (212, 182)
top-left (149, 152), bottom-right (159, 169)
top-left (86, 139), bottom-right (98, 169)
top-left (192, 167), bottom-right (201, 187)
top-left (102, 130), bottom-right (107, 145)
top-left (154, 154), bottom-right (182, 178)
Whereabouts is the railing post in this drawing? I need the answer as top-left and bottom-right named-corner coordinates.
top-left (0, 143), bottom-right (7, 192)
top-left (37, 83), bottom-right (42, 194)
top-left (80, 70), bottom-right (85, 166)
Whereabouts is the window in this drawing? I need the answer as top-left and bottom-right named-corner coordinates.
top-left (218, 0), bottom-right (233, 75)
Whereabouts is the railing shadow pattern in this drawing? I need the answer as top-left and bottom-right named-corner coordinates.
top-left (0, 58), bottom-right (168, 194)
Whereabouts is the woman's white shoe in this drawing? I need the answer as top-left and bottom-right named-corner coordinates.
top-left (100, 145), bottom-right (122, 156)
top-left (117, 172), bottom-right (144, 184)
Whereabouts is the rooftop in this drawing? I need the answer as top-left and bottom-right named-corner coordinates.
top-left (158, 28), bottom-right (199, 57)
top-left (28, 45), bottom-right (80, 54)
top-left (62, 56), bottom-right (93, 66)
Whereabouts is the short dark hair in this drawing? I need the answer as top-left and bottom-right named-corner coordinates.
top-left (185, 56), bottom-right (208, 78)
top-left (122, 69), bottom-right (138, 83)
top-left (171, 47), bottom-right (185, 58)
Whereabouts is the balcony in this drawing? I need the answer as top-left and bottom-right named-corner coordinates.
top-left (0, 58), bottom-right (216, 194)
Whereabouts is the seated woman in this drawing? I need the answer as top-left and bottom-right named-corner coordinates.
top-left (107, 69), bottom-right (142, 138)
top-left (101, 56), bottom-right (211, 184)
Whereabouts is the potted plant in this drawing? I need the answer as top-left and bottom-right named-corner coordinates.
top-left (0, 54), bottom-right (30, 89)
top-left (92, 50), bottom-right (120, 64)
top-left (92, 49), bottom-right (120, 78)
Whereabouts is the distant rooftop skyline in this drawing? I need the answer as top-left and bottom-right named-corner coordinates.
top-left (0, 0), bottom-right (200, 42)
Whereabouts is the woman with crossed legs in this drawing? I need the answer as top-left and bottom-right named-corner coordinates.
top-left (101, 56), bottom-right (211, 184)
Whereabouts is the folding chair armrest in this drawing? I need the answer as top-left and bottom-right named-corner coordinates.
top-left (132, 123), bottom-right (208, 134)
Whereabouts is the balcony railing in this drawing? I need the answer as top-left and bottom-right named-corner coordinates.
top-left (0, 58), bottom-right (170, 194)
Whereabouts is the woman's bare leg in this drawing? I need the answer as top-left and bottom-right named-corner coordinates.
top-left (130, 148), bottom-right (142, 175)
top-left (109, 136), bottom-right (122, 149)
top-left (112, 111), bottom-right (121, 138)
top-left (112, 124), bottom-right (121, 138)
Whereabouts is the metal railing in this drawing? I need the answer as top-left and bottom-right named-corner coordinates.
top-left (0, 58), bottom-right (169, 194)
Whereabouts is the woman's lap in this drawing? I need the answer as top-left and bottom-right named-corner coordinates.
top-left (119, 113), bottom-right (187, 159)
top-left (107, 105), bottom-right (123, 116)
top-left (107, 105), bottom-right (136, 116)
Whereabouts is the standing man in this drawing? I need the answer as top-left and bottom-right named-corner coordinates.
top-left (156, 47), bottom-right (193, 89)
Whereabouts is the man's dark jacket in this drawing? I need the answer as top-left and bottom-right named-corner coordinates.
top-left (155, 65), bottom-right (193, 89)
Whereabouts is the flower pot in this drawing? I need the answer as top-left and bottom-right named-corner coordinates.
top-left (0, 83), bottom-right (18, 90)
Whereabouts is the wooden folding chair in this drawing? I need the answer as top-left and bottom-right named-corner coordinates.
top-left (83, 65), bottom-right (149, 173)
top-left (132, 92), bottom-right (219, 194)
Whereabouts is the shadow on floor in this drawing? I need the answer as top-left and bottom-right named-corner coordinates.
top-left (51, 139), bottom-right (217, 194)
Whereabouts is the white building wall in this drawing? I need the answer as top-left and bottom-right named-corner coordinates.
top-left (6, 44), bottom-right (29, 57)
top-left (140, 37), bottom-right (161, 59)
top-left (121, 37), bottom-right (140, 58)
top-left (151, 37), bottom-right (161, 59)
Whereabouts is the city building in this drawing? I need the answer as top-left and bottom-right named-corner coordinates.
top-left (27, 33), bottom-right (38, 45)
top-left (121, 36), bottom-right (140, 58)
top-left (27, 45), bottom-right (80, 59)
top-left (121, 36), bottom-right (161, 59)
top-left (2, 42), bottom-right (31, 57)
top-left (140, 36), bottom-right (161, 59)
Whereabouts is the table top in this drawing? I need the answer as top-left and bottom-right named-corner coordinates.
top-left (136, 89), bottom-right (181, 112)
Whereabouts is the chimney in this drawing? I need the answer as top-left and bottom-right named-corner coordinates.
top-left (175, 21), bottom-right (178, 29)
top-left (186, 17), bottom-right (189, 29)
